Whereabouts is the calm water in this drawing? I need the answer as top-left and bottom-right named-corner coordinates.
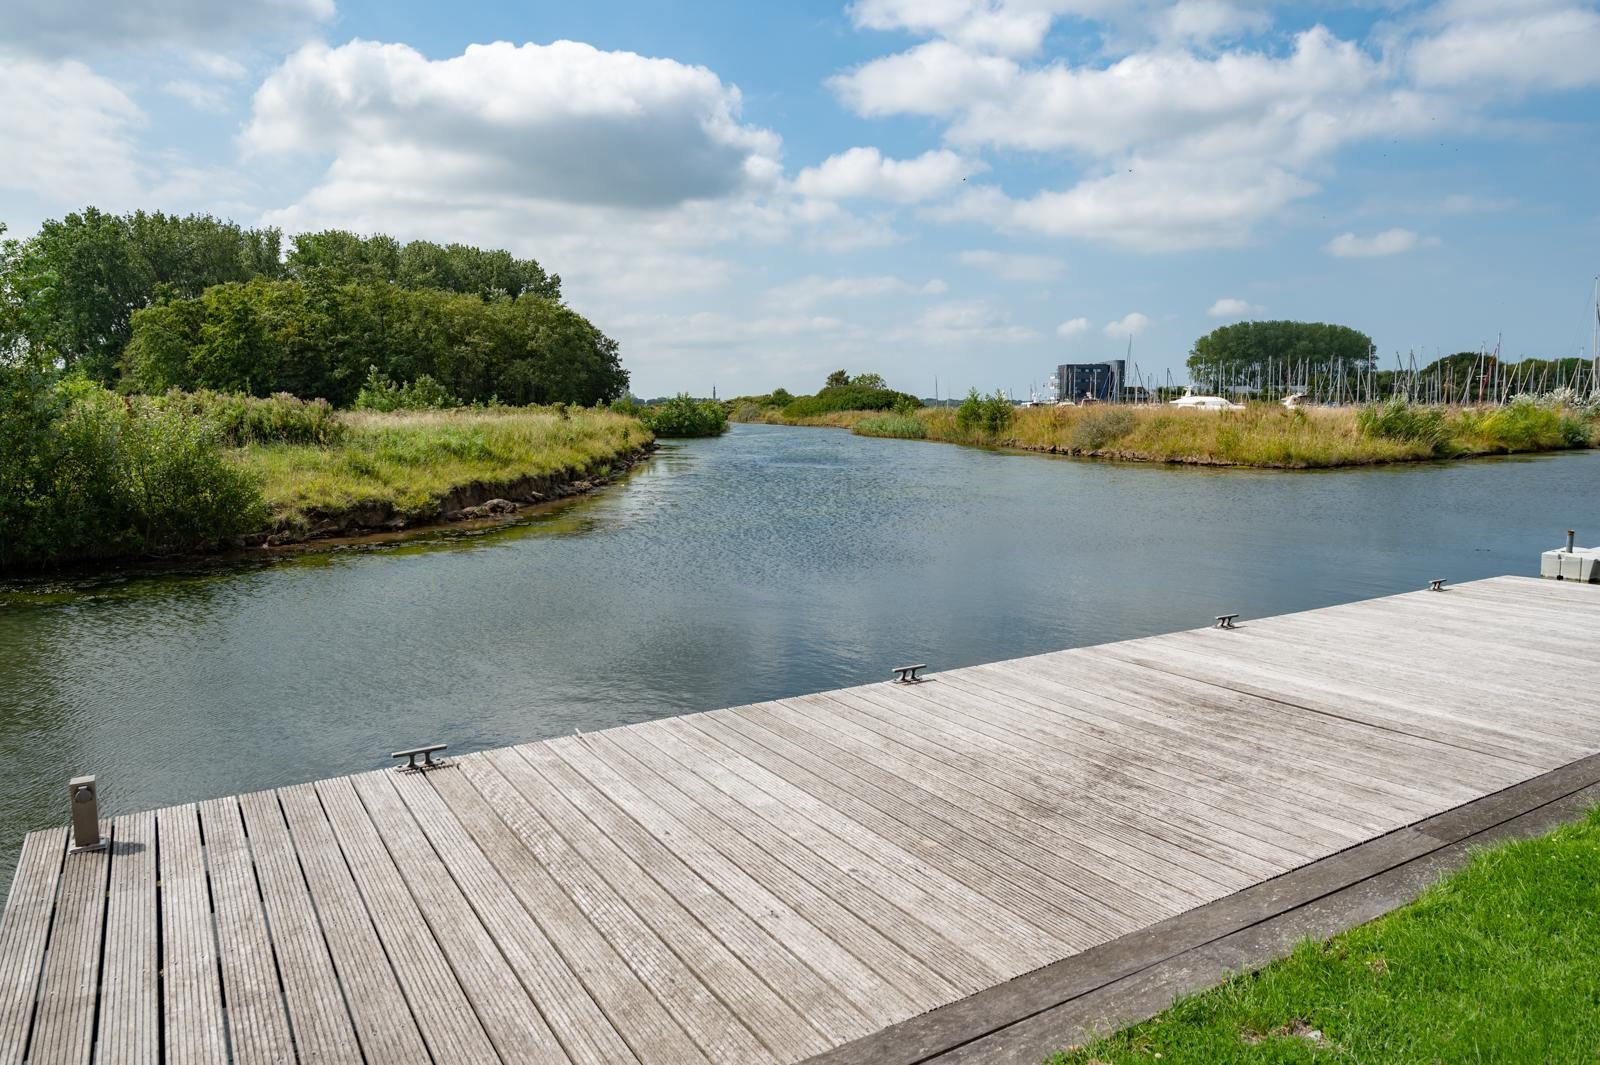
top-left (2, 423), bottom-right (1597, 893)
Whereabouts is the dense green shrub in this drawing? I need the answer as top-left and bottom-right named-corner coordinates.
top-left (782, 383), bottom-right (921, 418)
top-left (955, 389), bottom-right (1015, 436)
top-left (1069, 408), bottom-right (1137, 450)
top-left (639, 394), bottom-right (729, 437)
top-left (150, 390), bottom-right (344, 446)
top-left (354, 367), bottom-right (457, 413)
top-left (0, 362), bottom-right (266, 567)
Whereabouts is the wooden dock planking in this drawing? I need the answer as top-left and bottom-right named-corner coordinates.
top-left (234, 790), bottom-right (363, 1065)
top-left (158, 805), bottom-right (228, 1065)
top-left (585, 729), bottom-right (991, 1002)
top-left (384, 765), bottom-right (640, 1065)
top-left (488, 744), bottom-right (829, 1063)
top-left (698, 707), bottom-right (1110, 948)
top-left (274, 783), bottom-right (432, 1065)
top-left (546, 734), bottom-right (931, 1025)
top-left (311, 775), bottom-right (502, 1065)
top-left (3, 576), bottom-right (1599, 1065)
top-left (199, 797), bottom-right (296, 1065)
top-left (518, 742), bottom-right (879, 1042)
top-left (598, 723), bottom-right (1016, 989)
top-left (25, 819), bottom-right (107, 1065)
top-left (457, 749), bottom-right (772, 1065)
top-left (823, 684), bottom-right (1288, 890)
top-left (95, 812), bottom-right (158, 1065)
top-left (928, 669), bottom-right (1372, 850)
top-left (0, 829), bottom-right (65, 1065)
top-left (426, 760), bottom-right (706, 1065)
top-left (347, 770), bottom-right (568, 1064)
top-left (915, 672), bottom-right (1347, 863)
top-left (756, 695), bottom-right (1201, 922)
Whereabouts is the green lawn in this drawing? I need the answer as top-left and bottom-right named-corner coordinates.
top-left (1049, 806), bottom-right (1600, 1064)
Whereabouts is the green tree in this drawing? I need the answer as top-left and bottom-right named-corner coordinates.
top-left (851, 372), bottom-right (887, 390)
top-left (825, 369), bottom-right (850, 389)
top-left (1188, 320), bottom-right (1375, 387)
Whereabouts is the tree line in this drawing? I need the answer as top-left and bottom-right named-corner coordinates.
top-left (0, 208), bottom-right (625, 406)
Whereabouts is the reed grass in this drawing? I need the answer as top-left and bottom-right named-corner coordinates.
top-left (240, 406), bottom-right (652, 526)
top-left (772, 402), bottom-right (1597, 468)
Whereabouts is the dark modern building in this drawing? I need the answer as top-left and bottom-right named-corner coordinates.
top-left (1056, 359), bottom-right (1125, 402)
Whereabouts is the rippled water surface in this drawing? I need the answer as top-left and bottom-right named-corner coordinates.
top-left (2, 423), bottom-right (1597, 892)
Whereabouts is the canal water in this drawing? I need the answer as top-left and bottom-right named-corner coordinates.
top-left (2, 423), bottom-right (1597, 892)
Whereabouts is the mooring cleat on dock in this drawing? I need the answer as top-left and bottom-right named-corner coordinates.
top-left (891, 664), bottom-right (927, 683)
top-left (392, 743), bottom-right (449, 772)
top-left (1214, 614), bottom-right (1239, 629)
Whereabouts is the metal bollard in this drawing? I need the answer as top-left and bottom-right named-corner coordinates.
top-left (1568, 529), bottom-right (1577, 554)
top-left (68, 776), bottom-right (107, 853)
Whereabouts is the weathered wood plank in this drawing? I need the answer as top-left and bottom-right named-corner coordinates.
top-left (695, 711), bottom-right (1132, 944)
top-left (158, 805), bottom-right (228, 1065)
top-left (199, 797), bottom-right (296, 1065)
top-left (454, 750), bottom-right (769, 1065)
top-left (898, 675), bottom-right (1348, 860)
top-left (488, 745), bottom-right (825, 1062)
top-left (427, 760), bottom-right (706, 1065)
top-left (275, 783), bottom-right (431, 1065)
top-left (0, 828), bottom-right (66, 1065)
top-left (796, 688), bottom-right (1273, 895)
top-left (601, 722), bottom-right (1021, 987)
top-left (667, 716), bottom-right (1068, 970)
top-left (588, 729), bottom-right (990, 1001)
top-left (547, 734), bottom-right (936, 1022)
top-left (312, 775), bottom-right (501, 1065)
top-left (386, 766), bottom-right (638, 1065)
top-left (236, 789), bottom-right (363, 1064)
top-left (23, 821), bottom-right (107, 1065)
top-left (95, 812), bottom-right (158, 1065)
top-left (520, 740), bottom-right (877, 1040)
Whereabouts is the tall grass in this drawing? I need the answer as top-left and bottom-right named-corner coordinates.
top-left (148, 389), bottom-right (345, 446)
top-left (244, 406), bottom-right (653, 526)
top-left (777, 399), bottom-right (1597, 468)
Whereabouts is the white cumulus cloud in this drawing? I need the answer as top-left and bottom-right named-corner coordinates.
top-left (1103, 311), bottom-right (1151, 336)
top-left (1056, 317), bottom-right (1091, 337)
top-left (792, 147), bottom-right (983, 203)
top-left (1324, 228), bottom-right (1437, 258)
top-left (1408, 5), bottom-right (1600, 93)
top-left (1208, 297), bottom-right (1259, 318)
top-left (245, 39), bottom-right (782, 210)
top-left (0, 57), bottom-right (145, 203)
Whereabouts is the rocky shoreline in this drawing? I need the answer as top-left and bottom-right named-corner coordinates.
top-left (240, 442), bottom-right (657, 548)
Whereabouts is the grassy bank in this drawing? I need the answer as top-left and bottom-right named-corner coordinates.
top-left (746, 400), bottom-right (1598, 468)
top-left (242, 406), bottom-right (653, 536)
top-left (1, 361), bottom-right (653, 567)
top-left (1048, 806), bottom-right (1600, 1063)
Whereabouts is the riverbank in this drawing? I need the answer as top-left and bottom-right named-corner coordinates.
top-left (739, 401), bottom-right (1598, 468)
top-left (0, 369), bottom-right (655, 569)
top-left (240, 407), bottom-right (654, 545)
top-left (1050, 806), bottom-right (1600, 1063)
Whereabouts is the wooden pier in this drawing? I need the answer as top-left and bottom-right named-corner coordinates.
top-left (3, 575), bottom-right (1599, 1064)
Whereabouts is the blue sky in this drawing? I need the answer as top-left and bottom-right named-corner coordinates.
top-left (2, 0), bottom-right (1599, 398)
